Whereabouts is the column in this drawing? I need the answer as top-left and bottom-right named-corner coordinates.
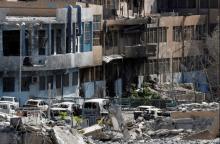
top-left (0, 26), bottom-right (3, 56)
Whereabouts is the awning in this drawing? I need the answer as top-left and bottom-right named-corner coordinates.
top-left (103, 55), bottom-right (123, 63)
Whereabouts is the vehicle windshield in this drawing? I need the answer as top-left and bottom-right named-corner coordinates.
top-left (139, 108), bottom-right (148, 111)
top-left (84, 102), bottom-right (99, 109)
top-left (0, 105), bottom-right (8, 109)
top-left (0, 97), bottom-right (13, 102)
top-left (60, 104), bottom-right (69, 108)
top-left (26, 101), bottom-right (38, 106)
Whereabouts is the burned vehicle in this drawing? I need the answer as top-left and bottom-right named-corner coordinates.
top-left (82, 99), bottom-right (110, 126)
top-left (134, 105), bottom-right (162, 120)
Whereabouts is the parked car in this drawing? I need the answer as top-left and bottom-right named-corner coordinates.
top-left (0, 102), bottom-right (16, 114)
top-left (25, 99), bottom-right (48, 111)
top-left (0, 96), bottom-right (19, 108)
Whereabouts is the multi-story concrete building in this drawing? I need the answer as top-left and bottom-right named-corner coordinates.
top-left (0, 2), bottom-right (104, 105)
top-left (102, 0), bottom-right (219, 97)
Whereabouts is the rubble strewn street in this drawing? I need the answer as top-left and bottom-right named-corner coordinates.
top-left (0, 0), bottom-right (220, 144)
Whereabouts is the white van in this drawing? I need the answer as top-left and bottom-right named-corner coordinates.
top-left (82, 99), bottom-right (110, 126)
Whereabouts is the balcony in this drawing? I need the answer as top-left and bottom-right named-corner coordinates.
top-left (105, 44), bottom-right (156, 58)
top-left (0, 50), bottom-right (102, 71)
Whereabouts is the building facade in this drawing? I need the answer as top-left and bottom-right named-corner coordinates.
top-left (0, 3), bottom-right (104, 105)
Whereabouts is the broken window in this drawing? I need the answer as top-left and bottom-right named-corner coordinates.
top-left (170, 0), bottom-right (178, 8)
top-left (178, 0), bottom-right (187, 8)
top-left (56, 75), bottom-right (61, 89)
top-left (56, 29), bottom-right (62, 54)
top-left (39, 76), bottom-right (46, 90)
top-left (187, 0), bottom-right (196, 8)
top-left (25, 30), bottom-right (31, 56)
top-left (106, 0), bottom-right (114, 9)
top-left (84, 22), bottom-right (92, 45)
top-left (3, 77), bottom-right (15, 92)
top-left (195, 25), bottom-right (206, 40)
top-left (95, 66), bottom-right (103, 81)
top-left (172, 58), bottom-right (180, 72)
top-left (51, 30), bottom-right (54, 54)
top-left (81, 22), bottom-right (92, 52)
top-left (38, 30), bottom-right (47, 55)
top-left (93, 15), bottom-right (101, 46)
top-left (72, 72), bottom-right (78, 86)
top-left (47, 76), bottom-right (53, 89)
top-left (210, 0), bottom-right (219, 8)
top-left (3, 30), bottom-right (20, 56)
top-left (173, 26), bottom-right (182, 42)
top-left (200, 0), bottom-right (208, 8)
top-left (147, 27), bottom-right (167, 43)
top-left (21, 77), bottom-right (32, 91)
top-left (183, 25), bottom-right (194, 40)
top-left (80, 68), bottom-right (91, 83)
top-left (158, 27), bottom-right (167, 42)
top-left (63, 74), bottom-right (69, 87)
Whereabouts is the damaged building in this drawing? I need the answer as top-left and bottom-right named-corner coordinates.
top-left (101, 0), bottom-right (219, 98)
top-left (0, 2), bottom-right (104, 105)
top-left (0, 0), bottom-right (219, 100)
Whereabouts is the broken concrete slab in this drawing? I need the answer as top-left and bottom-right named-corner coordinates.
top-left (52, 126), bottom-right (85, 144)
top-left (81, 124), bottom-right (103, 137)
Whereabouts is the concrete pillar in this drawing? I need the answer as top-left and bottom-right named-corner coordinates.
top-left (62, 24), bottom-right (67, 54)
top-left (0, 77), bottom-right (3, 96)
top-left (48, 24), bottom-right (52, 56)
top-left (52, 74), bottom-right (55, 97)
top-left (0, 27), bottom-right (3, 56)
top-left (21, 25), bottom-right (26, 56)
top-left (53, 27), bottom-right (57, 55)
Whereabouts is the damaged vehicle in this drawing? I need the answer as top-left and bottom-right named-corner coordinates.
top-left (52, 102), bottom-right (82, 116)
top-left (50, 107), bottom-right (70, 121)
top-left (0, 96), bottom-right (19, 108)
top-left (0, 102), bottom-right (16, 114)
top-left (82, 99), bottom-right (110, 126)
top-left (24, 99), bottom-right (48, 111)
top-left (134, 105), bottom-right (162, 120)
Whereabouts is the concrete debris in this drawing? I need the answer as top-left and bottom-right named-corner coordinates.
top-left (81, 124), bottom-right (103, 138)
top-left (52, 126), bottom-right (85, 144)
top-left (176, 102), bottom-right (219, 112)
top-left (0, 99), bottom-right (219, 144)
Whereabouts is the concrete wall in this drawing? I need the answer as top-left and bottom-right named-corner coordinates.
top-left (148, 15), bottom-right (207, 59)
top-left (0, 0), bottom-right (77, 16)
top-left (0, 52), bottom-right (101, 71)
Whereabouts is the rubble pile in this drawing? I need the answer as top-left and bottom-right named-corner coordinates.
top-left (176, 102), bottom-right (219, 111)
top-left (83, 102), bottom-right (219, 144)
top-left (83, 115), bottom-right (219, 144)
top-left (0, 118), bottom-right (86, 144)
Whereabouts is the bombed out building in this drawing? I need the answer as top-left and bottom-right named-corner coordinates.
top-left (101, 0), bottom-right (219, 97)
top-left (0, 1), bottom-right (104, 105)
top-left (0, 0), bottom-right (219, 101)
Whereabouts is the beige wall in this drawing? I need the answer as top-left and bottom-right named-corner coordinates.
top-left (155, 15), bottom-right (207, 59)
